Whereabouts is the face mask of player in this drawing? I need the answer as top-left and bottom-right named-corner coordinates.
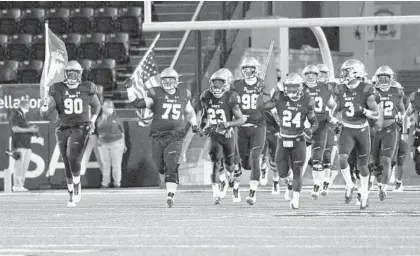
top-left (284, 83), bottom-right (302, 101)
top-left (318, 72), bottom-right (328, 83)
top-left (304, 73), bottom-right (318, 87)
top-left (65, 70), bottom-right (82, 87)
top-left (242, 67), bottom-right (258, 85)
top-left (376, 75), bottom-right (391, 91)
top-left (161, 77), bottom-right (177, 94)
top-left (210, 79), bottom-right (227, 98)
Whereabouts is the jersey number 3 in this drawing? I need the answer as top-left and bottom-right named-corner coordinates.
top-left (162, 103), bottom-right (181, 120)
top-left (64, 98), bottom-right (83, 114)
top-left (282, 110), bottom-right (301, 128)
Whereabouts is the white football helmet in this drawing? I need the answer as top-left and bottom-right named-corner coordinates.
top-left (317, 64), bottom-right (330, 83)
top-left (302, 64), bottom-right (319, 87)
top-left (283, 73), bottom-right (304, 101)
top-left (64, 61), bottom-right (83, 87)
top-left (340, 59), bottom-right (366, 87)
top-left (240, 57), bottom-right (260, 80)
top-left (209, 68), bottom-right (233, 98)
top-left (160, 68), bottom-right (179, 92)
top-left (374, 65), bottom-right (394, 91)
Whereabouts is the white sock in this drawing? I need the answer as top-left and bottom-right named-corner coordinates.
top-left (396, 179), bottom-right (402, 183)
top-left (219, 173), bottom-right (226, 182)
top-left (292, 191), bottom-right (300, 200)
top-left (261, 160), bottom-right (267, 170)
top-left (382, 184), bottom-right (388, 191)
top-left (212, 183), bottom-right (219, 197)
top-left (67, 183), bottom-right (74, 192)
top-left (323, 168), bottom-right (331, 183)
top-left (360, 175), bottom-right (369, 199)
top-left (73, 176), bottom-right (80, 184)
top-left (272, 174), bottom-right (279, 182)
top-left (250, 180), bottom-right (259, 191)
top-left (340, 166), bottom-right (354, 189)
top-left (312, 171), bottom-right (324, 186)
top-left (166, 182), bottom-right (177, 194)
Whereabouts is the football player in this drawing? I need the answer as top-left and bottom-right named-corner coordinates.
top-left (40, 61), bottom-right (101, 207)
top-left (126, 68), bottom-right (199, 208)
top-left (370, 66), bottom-right (405, 200)
top-left (200, 68), bottom-right (246, 204)
top-left (390, 81), bottom-right (408, 192)
top-left (232, 57), bottom-right (268, 205)
top-left (403, 87), bottom-right (420, 178)
top-left (252, 73), bottom-right (318, 209)
top-left (316, 64), bottom-right (340, 195)
top-left (331, 59), bottom-right (380, 210)
top-left (302, 64), bottom-right (336, 200)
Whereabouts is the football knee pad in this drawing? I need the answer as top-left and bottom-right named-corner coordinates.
top-left (323, 163), bottom-right (331, 170)
top-left (269, 158), bottom-right (277, 172)
top-left (312, 160), bottom-right (322, 171)
top-left (357, 154), bottom-right (369, 166)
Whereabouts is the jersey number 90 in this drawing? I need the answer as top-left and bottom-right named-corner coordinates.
top-left (64, 98), bottom-right (83, 114)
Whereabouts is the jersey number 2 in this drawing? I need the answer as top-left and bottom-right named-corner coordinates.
top-left (283, 110), bottom-right (301, 128)
top-left (64, 98), bottom-right (83, 114)
top-left (162, 103), bottom-right (181, 120)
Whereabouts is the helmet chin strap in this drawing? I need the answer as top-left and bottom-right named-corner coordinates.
top-left (245, 77), bottom-right (257, 85)
top-left (65, 81), bottom-right (80, 89)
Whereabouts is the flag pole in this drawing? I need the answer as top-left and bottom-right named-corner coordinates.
top-left (41, 22), bottom-right (50, 99)
top-left (131, 33), bottom-right (161, 77)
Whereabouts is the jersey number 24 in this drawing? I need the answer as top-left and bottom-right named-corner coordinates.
top-left (282, 110), bottom-right (301, 128)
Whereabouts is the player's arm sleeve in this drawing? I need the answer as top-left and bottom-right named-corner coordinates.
top-left (89, 94), bottom-right (101, 122)
top-left (307, 97), bottom-right (319, 132)
top-left (229, 105), bottom-right (246, 128)
top-left (397, 89), bottom-right (406, 114)
top-left (364, 94), bottom-right (380, 120)
top-left (199, 91), bottom-right (208, 129)
top-left (185, 90), bottom-right (198, 127)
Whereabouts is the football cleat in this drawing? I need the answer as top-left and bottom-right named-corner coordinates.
top-left (360, 197), bottom-right (369, 210)
top-left (246, 190), bottom-right (256, 205)
top-left (344, 187), bottom-right (355, 204)
top-left (271, 181), bottom-right (280, 195)
top-left (389, 168), bottom-right (396, 184)
top-left (393, 182), bottom-right (403, 192)
top-left (227, 172), bottom-right (235, 188)
top-left (311, 184), bottom-right (320, 200)
top-left (166, 192), bottom-right (175, 208)
top-left (232, 188), bottom-right (241, 203)
top-left (260, 169), bottom-right (268, 186)
top-left (284, 184), bottom-right (293, 201)
top-left (320, 181), bottom-right (329, 196)
top-left (73, 182), bottom-right (81, 203)
top-left (378, 188), bottom-right (387, 201)
top-left (290, 194), bottom-right (300, 209)
top-left (219, 180), bottom-right (228, 199)
top-left (67, 190), bottom-right (76, 207)
top-left (213, 196), bottom-right (221, 205)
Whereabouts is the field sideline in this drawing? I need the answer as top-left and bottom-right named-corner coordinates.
top-left (1, 186), bottom-right (420, 256)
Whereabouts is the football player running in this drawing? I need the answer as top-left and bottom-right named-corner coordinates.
top-left (316, 63), bottom-right (340, 195)
top-left (370, 66), bottom-right (406, 200)
top-left (253, 73), bottom-right (318, 209)
top-left (40, 61), bottom-right (101, 207)
top-left (390, 81), bottom-right (408, 192)
top-left (199, 68), bottom-right (246, 204)
top-left (231, 57), bottom-right (269, 206)
top-left (403, 87), bottom-right (420, 178)
top-left (126, 68), bottom-right (199, 208)
top-left (331, 59), bottom-right (380, 210)
top-left (302, 64), bottom-right (336, 200)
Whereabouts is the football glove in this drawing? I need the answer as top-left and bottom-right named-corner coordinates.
top-left (303, 128), bottom-right (313, 140)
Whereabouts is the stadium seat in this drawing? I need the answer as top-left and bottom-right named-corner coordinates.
top-left (106, 1), bottom-right (131, 8)
top-left (7, 34), bottom-right (32, 61)
top-left (18, 60), bottom-right (43, 84)
top-left (104, 33), bottom-right (129, 64)
top-left (19, 9), bottom-right (45, 35)
top-left (37, 1), bottom-right (59, 8)
top-left (116, 7), bottom-right (142, 37)
top-left (91, 59), bottom-right (116, 90)
top-left (0, 60), bottom-right (19, 83)
top-left (78, 59), bottom-right (94, 81)
top-left (0, 35), bottom-right (8, 60)
top-left (60, 33), bottom-right (81, 61)
top-left (79, 33), bottom-right (105, 60)
top-left (31, 34), bottom-right (45, 61)
top-left (83, 1), bottom-right (106, 8)
top-left (0, 9), bottom-right (21, 35)
top-left (60, 1), bottom-right (84, 8)
top-left (69, 8), bottom-right (94, 34)
top-left (46, 8), bottom-right (70, 35)
top-left (10, 1), bottom-right (37, 9)
top-left (93, 7), bottom-right (118, 33)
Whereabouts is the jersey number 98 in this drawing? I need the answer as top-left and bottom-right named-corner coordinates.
top-left (240, 94), bottom-right (258, 110)
top-left (64, 98), bottom-right (83, 114)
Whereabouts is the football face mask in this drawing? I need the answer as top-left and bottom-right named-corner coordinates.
top-left (210, 79), bottom-right (228, 98)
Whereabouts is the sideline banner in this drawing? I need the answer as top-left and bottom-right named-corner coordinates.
top-left (0, 84), bottom-right (42, 122)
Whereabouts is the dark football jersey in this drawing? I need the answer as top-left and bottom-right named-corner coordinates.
top-left (376, 87), bottom-right (404, 120)
top-left (150, 87), bottom-right (190, 132)
top-left (232, 78), bottom-right (266, 126)
top-left (304, 82), bottom-right (332, 123)
top-left (334, 82), bottom-right (375, 124)
top-left (409, 92), bottom-right (420, 128)
top-left (271, 91), bottom-right (314, 136)
top-left (200, 89), bottom-right (239, 127)
top-left (49, 81), bottom-right (97, 127)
